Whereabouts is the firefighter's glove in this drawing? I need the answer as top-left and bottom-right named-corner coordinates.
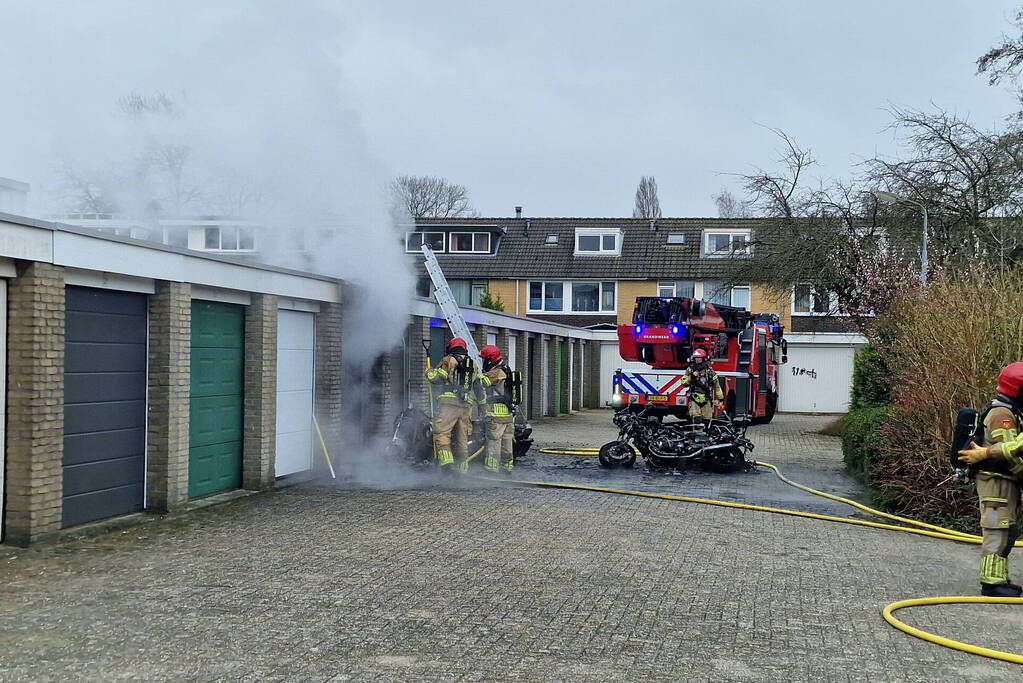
top-left (958, 442), bottom-right (990, 465)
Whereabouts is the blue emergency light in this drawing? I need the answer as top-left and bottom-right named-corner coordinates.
top-left (634, 324), bottom-right (643, 336)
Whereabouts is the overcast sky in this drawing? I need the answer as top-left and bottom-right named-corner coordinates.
top-left (3, 1), bottom-right (1023, 218)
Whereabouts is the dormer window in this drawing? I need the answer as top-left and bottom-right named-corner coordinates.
top-left (574, 228), bottom-right (622, 255)
top-left (450, 231), bottom-right (492, 254)
top-left (406, 231), bottom-right (445, 253)
top-left (703, 230), bottom-right (751, 257)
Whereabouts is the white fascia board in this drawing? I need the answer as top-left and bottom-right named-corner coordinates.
top-left (278, 297), bottom-right (321, 313)
top-left (785, 332), bottom-right (867, 345)
top-left (0, 258), bottom-right (17, 277)
top-left (191, 286), bottom-right (252, 306)
top-left (408, 296), bottom-right (595, 339)
top-left (51, 230), bottom-right (340, 303)
top-left (0, 220), bottom-right (54, 262)
top-left (64, 268), bottom-right (155, 294)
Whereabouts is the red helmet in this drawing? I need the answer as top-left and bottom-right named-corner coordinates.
top-left (690, 348), bottom-right (708, 362)
top-left (997, 362), bottom-right (1023, 400)
top-left (480, 345), bottom-right (502, 364)
top-left (447, 337), bottom-right (468, 353)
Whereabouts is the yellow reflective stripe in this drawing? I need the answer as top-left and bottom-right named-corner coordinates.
top-left (981, 497), bottom-right (1009, 504)
top-left (480, 375), bottom-right (493, 387)
top-left (992, 428), bottom-right (1010, 440)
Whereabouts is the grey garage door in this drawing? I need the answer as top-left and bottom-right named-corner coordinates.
top-left (63, 287), bottom-right (148, 527)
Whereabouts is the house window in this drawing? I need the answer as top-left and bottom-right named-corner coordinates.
top-left (450, 280), bottom-right (489, 306)
top-left (703, 230), bottom-right (751, 257)
top-left (450, 231), bottom-right (492, 253)
top-left (731, 286), bottom-right (751, 310)
top-left (793, 283), bottom-right (832, 314)
top-left (574, 228), bottom-right (622, 255)
top-left (702, 281), bottom-right (749, 308)
top-left (528, 281), bottom-right (615, 313)
top-left (666, 233), bottom-right (685, 245)
top-left (405, 231), bottom-right (445, 253)
top-left (545, 234), bottom-right (559, 244)
top-left (658, 280), bottom-right (696, 298)
top-left (164, 228), bottom-right (188, 248)
top-left (203, 226), bottom-right (256, 251)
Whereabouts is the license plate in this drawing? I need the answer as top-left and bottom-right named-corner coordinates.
top-left (648, 395), bottom-right (669, 402)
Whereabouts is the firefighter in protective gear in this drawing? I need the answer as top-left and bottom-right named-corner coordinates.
top-left (425, 337), bottom-right (476, 472)
top-left (478, 344), bottom-right (515, 473)
top-left (681, 348), bottom-right (723, 423)
top-left (957, 362), bottom-right (1023, 597)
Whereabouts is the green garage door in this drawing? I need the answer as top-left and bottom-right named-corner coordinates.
top-left (189, 301), bottom-right (244, 498)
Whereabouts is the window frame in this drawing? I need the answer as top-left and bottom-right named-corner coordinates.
top-left (702, 230), bottom-right (752, 257)
top-left (792, 283), bottom-right (840, 316)
top-left (573, 228), bottom-right (623, 256)
top-left (527, 280), bottom-right (617, 314)
top-left (665, 233), bottom-right (685, 245)
top-left (200, 225), bottom-right (257, 252)
top-left (449, 231), bottom-right (492, 254)
top-left (405, 231), bottom-right (446, 253)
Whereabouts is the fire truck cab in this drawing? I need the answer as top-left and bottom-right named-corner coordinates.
top-left (613, 296), bottom-right (787, 422)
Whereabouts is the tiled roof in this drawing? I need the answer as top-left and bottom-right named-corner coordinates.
top-left (411, 217), bottom-right (769, 280)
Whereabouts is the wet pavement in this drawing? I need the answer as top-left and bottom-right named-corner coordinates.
top-left (0, 411), bottom-right (1018, 681)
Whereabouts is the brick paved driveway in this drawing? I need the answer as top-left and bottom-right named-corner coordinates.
top-left (0, 412), bottom-right (1018, 681)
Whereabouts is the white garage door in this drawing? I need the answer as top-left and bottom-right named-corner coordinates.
top-left (276, 310), bottom-right (315, 476)
top-left (599, 342), bottom-right (657, 407)
top-left (778, 344), bottom-right (856, 413)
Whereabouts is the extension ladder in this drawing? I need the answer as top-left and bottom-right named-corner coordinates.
top-left (421, 244), bottom-right (482, 368)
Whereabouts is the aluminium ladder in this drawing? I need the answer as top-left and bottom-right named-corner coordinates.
top-left (421, 244), bottom-right (483, 369)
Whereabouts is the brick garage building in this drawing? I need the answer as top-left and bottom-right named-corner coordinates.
top-left (0, 214), bottom-right (342, 545)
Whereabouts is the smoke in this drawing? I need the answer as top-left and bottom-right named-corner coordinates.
top-left (1, 2), bottom-right (420, 477)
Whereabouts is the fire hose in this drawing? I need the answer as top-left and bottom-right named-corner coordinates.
top-left (511, 448), bottom-right (1023, 665)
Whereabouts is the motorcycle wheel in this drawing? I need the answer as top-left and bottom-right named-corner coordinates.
top-left (598, 441), bottom-right (637, 469)
top-left (703, 447), bottom-right (747, 473)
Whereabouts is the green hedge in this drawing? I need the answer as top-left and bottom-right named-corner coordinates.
top-left (842, 405), bottom-right (889, 484)
top-left (842, 345), bottom-right (891, 483)
top-left (849, 345), bottom-right (890, 409)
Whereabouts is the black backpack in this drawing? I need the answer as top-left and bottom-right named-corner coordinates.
top-left (504, 365), bottom-right (523, 406)
top-left (949, 400), bottom-right (1021, 473)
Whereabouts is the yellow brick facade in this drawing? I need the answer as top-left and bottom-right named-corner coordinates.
top-left (751, 284), bottom-right (791, 330)
top-left (486, 280), bottom-right (522, 315)
top-left (615, 281), bottom-right (658, 324)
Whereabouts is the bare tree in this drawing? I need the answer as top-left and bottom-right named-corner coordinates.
top-left (713, 188), bottom-right (752, 218)
top-left (390, 175), bottom-right (478, 218)
top-left (632, 175), bottom-right (662, 218)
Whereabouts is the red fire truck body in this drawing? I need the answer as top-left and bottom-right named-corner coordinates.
top-left (612, 297), bottom-right (787, 422)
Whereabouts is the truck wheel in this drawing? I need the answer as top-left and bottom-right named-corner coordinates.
top-left (598, 441), bottom-right (636, 469)
top-left (753, 392), bottom-right (778, 425)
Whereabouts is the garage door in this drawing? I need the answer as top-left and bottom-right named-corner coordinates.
top-left (276, 310), bottom-right (314, 477)
top-left (778, 344), bottom-right (856, 413)
top-left (599, 342), bottom-right (656, 407)
top-left (63, 287), bottom-right (147, 527)
top-left (189, 301), bottom-right (244, 498)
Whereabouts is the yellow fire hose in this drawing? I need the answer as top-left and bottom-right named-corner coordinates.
top-left (523, 447), bottom-right (1023, 665)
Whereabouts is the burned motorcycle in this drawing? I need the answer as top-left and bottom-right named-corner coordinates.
top-left (598, 407), bottom-right (754, 473)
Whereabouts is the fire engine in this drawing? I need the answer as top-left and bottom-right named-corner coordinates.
top-left (612, 296), bottom-right (787, 423)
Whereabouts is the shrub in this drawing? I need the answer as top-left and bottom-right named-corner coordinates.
top-left (849, 345), bottom-right (890, 409)
top-left (842, 405), bottom-right (888, 484)
top-left (478, 291), bottom-right (505, 312)
top-left (867, 267), bottom-right (1023, 526)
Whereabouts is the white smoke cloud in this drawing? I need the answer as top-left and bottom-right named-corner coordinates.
top-left (0, 0), bottom-right (414, 367)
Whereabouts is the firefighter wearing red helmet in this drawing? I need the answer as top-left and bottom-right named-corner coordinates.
top-left (958, 362), bottom-right (1023, 596)
top-left (680, 348), bottom-right (723, 424)
top-left (478, 344), bottom-right (515, 473)
top-left (425, 337), bottom-right (477, 472)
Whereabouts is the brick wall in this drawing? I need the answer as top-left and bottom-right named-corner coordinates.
top-left (146, 282), bottom-right (191, 512)
top-left (558, 338), bottom-right (570, 414)
top-left (407, 316), bottom-right (431, 412)
top-left (5, 262), bottom-right (65, 545)
top-left (584, 340), bottom-right (602, 408)
top-left (314, 302), bottom-right (343, 474)
top-left (572, 339), bottom-right (583, 411)
top-left (515, 332), bottom-right (531, 418)
top-left (243, 294), bottom-right (277, 490)
top-left (616, 280), bottom-right (658, 325)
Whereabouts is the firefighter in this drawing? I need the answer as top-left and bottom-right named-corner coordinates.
top-left (957, 362), bottom-right (1023, 597)
top-left (681, 348), bottom-right (723, 425)
top-left (425, 337), bottom-right (476, 472)
top-left (478, 344), bottom-right (515, 473)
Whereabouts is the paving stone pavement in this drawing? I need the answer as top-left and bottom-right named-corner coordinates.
top-left (0, 411), bottom-right (1020, 681)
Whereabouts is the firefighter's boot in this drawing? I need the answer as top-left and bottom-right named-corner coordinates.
top-left (436, 449), bottom-right (454, 468)
top-left (456, 459), bottom-right (470, 474)
top-left (502, 460), bottom-right (514, 474)
top-left (980, 555), bottom-right (1021, 595)
top-left (484, 456), bottom-right (499, 473)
